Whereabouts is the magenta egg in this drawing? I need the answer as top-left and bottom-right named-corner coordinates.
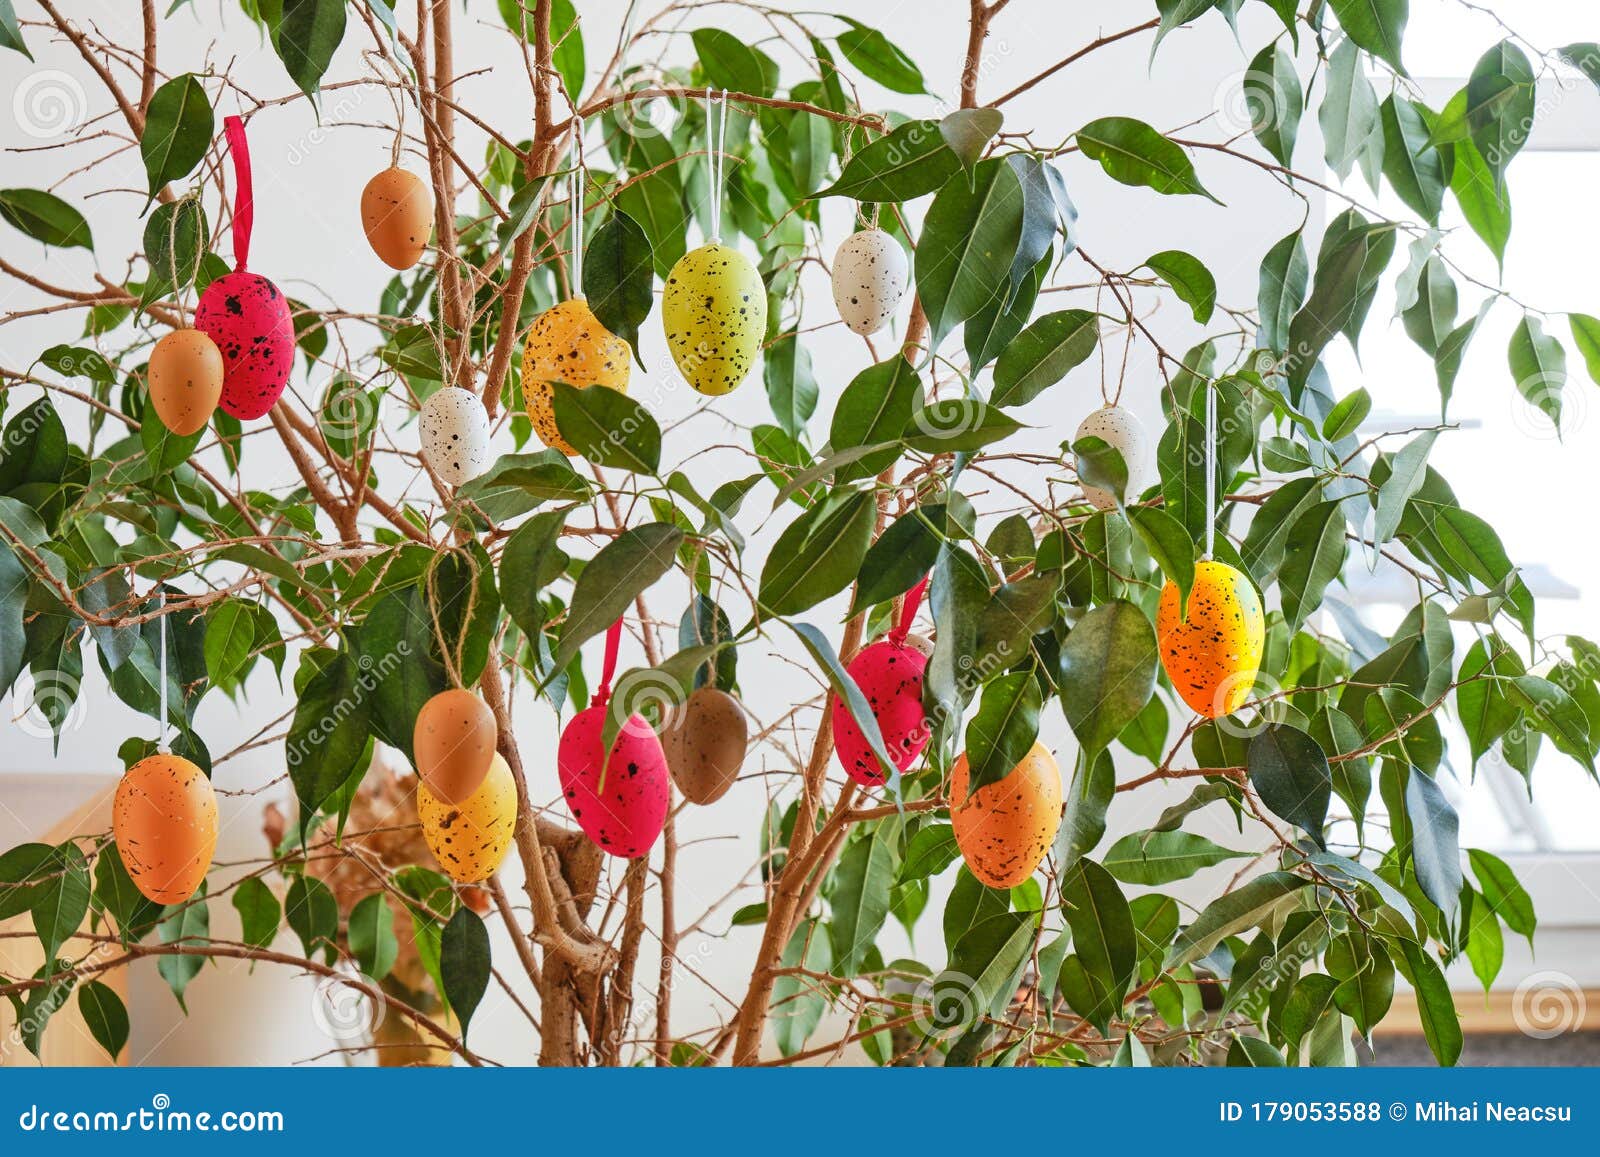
top-left (558, 704), bottom-right (671, 858)
top-left (832, 637), bottom-right (931, 786)
top-left (194, 270), bottom-right (295, 420)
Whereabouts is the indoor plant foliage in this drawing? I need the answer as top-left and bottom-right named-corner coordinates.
top-left (0, 0), bottom-right (1587, 1067)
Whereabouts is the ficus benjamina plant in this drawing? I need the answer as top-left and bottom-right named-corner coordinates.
top-left (0, 0), bottom-right (1587, 1068)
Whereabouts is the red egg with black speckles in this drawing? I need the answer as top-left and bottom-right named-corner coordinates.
top-left (194, 270), bottom-right (295, 420)
top-left (558, 704), bottom-right (670, 858)
top-left (832, 637), bottom-right (930, 787)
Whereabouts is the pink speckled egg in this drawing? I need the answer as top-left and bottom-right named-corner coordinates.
top-left (558, 704), bottom-right (670, 859)
top-left (194, 270), bottom-right (295, 420)
top-left (832, 637), bottom-right (930, 787)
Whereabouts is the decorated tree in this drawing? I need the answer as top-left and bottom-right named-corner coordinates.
top-left (0, 0), bottom-right (1588, 1067)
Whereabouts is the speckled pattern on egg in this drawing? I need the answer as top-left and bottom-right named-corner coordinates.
top-left (112, 753), bottom-right (218, 905)
top-left (194, 270), bottom-right (295, 420)
top-left (1156, 559), bottom-right (1266, 718)
top-left (559, 703), bottom-right (671, 858)
top-left (662, 242), bottom-right (767, 396)
top-left (419, 385), bottom-right (491, 487)
top-left (418, 752), bottom-right (517, 884)
top-left (831, 227), bottom-right (909, 336)
top-left (521, 297), bottom-right (632, 454)
top-left (662, 687), bottom-right (748, 805)
top-left (832, 637), bottom-right (930, 787)
top-left (1075, 404), bottom-right (1151, 510)
top-left (950, 742), bottom-right (1062, 890)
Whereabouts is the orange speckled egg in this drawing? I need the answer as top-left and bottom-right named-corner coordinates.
top-left (1156, 559), bottom-right (1265, 718)
top-left (361, 167), bottom-right (434, 270)
top-left (418, 752), bottom-right (517, 884)
top-left (950, 742), bottom-right (1062, 890)
top-left (148, 328), bottom-right (224, 437)
top-left (413, 688), bottom-right (497, 805)
top-left (112, 753), bottom-right (218, 905)
top-left (521, 297), bottom-right (631, 454)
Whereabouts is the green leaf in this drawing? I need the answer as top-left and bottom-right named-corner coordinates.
top-left (1057, 600), bottom-right (1158, 758)
top-left (1247, 724), bottom-right (1332, 845)
top-left (1381, 95), bottom-right (1445, 223)
top-left (440, 907), bottom-right (491, 1041)
top-left (758, 491), bottom-right (875, 616)
top-left (783, 621), bottom-right (897, 783)
top-left (1104, 831), bottom-right (1249, 885)
top-left (692, 28), bottom-right (778, 97)
top-left (1467, 848), bottom-right (1536, 945)
top-left (1285, 215), bottom-right (1396, 393)
top-left (763, 332), bottom-right (818, 441)
top-left (991, 310), bottom-right (1099, 407)
top-left (286, 650), bottom-right (373, 825)
top-left (1465, 40), bottom-right (1536, 192)
top-left (0, 188), bottom-right (92, 249)
top-left (1257, 229), bottom-right (1308, 353)
top-left (31, 842), bottom-right (90, 963)
top-left (1145, 250), bottom-right (1217, 323)
top-left (1278, 500), bottom-right (1348, 633)
top-left (268, 0), bottom-right (348, 99)
top-left (583, 210), bottom-right (654, 364)
top-left (348, 892), bottom-right (399, 981)
top-left (232, 875), bottom-right (280, 951)
top-left (1229, 1034), bottom-right (1286, 1066)
top-left (1058, 859), bottom-right (1135, 1031)
top-left (915, 157), bottom-right (1026, 351)
top-left (555, 523), bottom-right (683, 670)
top-left (1569, 313), bottom-right (1600, 389)
top-left (78, 982), bottom-right (129, 1061)
top-left (1167, 871), bottom-right (1309, 968)
top-left (819, 119), bottom-right (958, 201)
top-left (1390, 936), bottom-right (1463, 1065)
top-left (1506, 674), bottom-right (1592, 771)
top-left (142, 197), bottom-right (209, 299)
top-left (1322, 387), bottom-right (1371, 442)
top-left (828, 819), bottom-right (901, 976)
top-left (828, 355), bottom-right (920, 482)
top-left (285, 875), bottom-right (338, 964)
top-left (1508, 315), bottom-right (1568, 434)
top-left (156, 888), bottom-right (209, 1009)
top-left (140, 74), bottom-right (213, 200)
top-left (91, 843), bottom-right (163, 939)
top-left (0, 0), bottom-right (31, 58)
top-left (964, 670), bottom-right (1044, 793)
top-left (901, 824), bottom-right (961, 881)
top-left (851, 505), bottom-right (944, 612)
top-left (1558, 43), bottom-right (1600, 94)
top-left (1401, 256), bottom-right (1457, 356)
top-left (1076, 116), bottom-right (1220, 202)
top-left (1465, 890), bottom-right (1504, 991)
top-left (931, 911), bottom-right (1037, 1031)
top-left (550, 379), bottom-right (661, 473)
top-left (903, 398), bottom-right (1022, 454)
top-left (550, 0), bottom-right (584, 100)
top-left (1327, 0), bottom-right (1408, 75)
top-left (836, 19), bottom-right (924, 94)
top-left (1131, 507), bottom-right (1195, 610)
top-left (1320, 36), bottom-right (1383, 183)
top-left (1244, 41), bottom-right (1302, 166)
top-left (203, 600), bottom-right (256, 690)
top-left (1404, 766), bottom-right (1462, 923)
top-left (1448, 95), bottom-right (1511, 267)
top-left (939, 108), bottom-right (1004, 173)
top-left (771, 920), bottom-right (832, 1055)
top-left (1374, 429), bottom-right (1437, 544)
top-left (1055, 749), bottom-right (1115, 869)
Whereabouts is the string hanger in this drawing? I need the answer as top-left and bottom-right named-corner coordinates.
top-left (156, 589), bottom-right (170, 754)
top-left (703, 87), bottom-right (728, 242)
top-left (1202, 379), bottom-right (1216, 562)
top-left (569, 163), bottom-right (584, 299)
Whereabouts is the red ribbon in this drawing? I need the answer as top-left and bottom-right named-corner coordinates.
top-left (890, 576), bottom-right (930, 643)
top-left (223, 115), bottom-right (254, 271)
top-left (592, 618), bottom-right (624, 707)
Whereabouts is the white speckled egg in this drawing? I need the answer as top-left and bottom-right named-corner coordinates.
top-left (1075, 404), bottom-right (1151, 510)
top-left (831, 228), bottom-right (908, 336)
top-left (420, 386), bottom-right (491, 487)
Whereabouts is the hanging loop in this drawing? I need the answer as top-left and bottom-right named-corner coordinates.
top-left (890, 576), bottom-right (930, 644)
top-left (591, 618), bottom-right (624, 708)
top-left (1203, 380), bottom-right (1217, 563)
top-left (222, 115), bottom-right (254, 271)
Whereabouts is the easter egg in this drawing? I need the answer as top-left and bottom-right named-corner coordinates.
top-left (662, 241), bottom-right (766, 395)
top-left (832, 637), bottom-right (930, 787)
top-left (831, 227), bottom-right (908, 336)
top-left (661, 687), bottom-right (748, 805)
top-left (419, 385), bottom-right (491, 486)
top-left (413, 689), bottom-right (497, 805)
top-left (950, 742), bottom-right (1062, 890)
top-left (558, 703), bottom-right (671, 858)
top-left (418, 752), bottom-right (517, 884)
top-left (521, 297), bottom-right (632, 455)
top-left (1075, 404), bottom-right (1151, 510)
top-left (112, 753), bottom-right (218, 905)
top-left (194, 270), bottom-right (295, 420)
top-left (1157, 559), bottom-right (1265, 718)
top-left (361, 166), bottom-right (434, 270)
top-left (148, 328), bottom-right (224, 437)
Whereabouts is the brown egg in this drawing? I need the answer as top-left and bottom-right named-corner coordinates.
top-left (112, 753), bottom-right (218, 905)
top-left (147, 328), bottom-right (223, 437)
top-left (950, 741), bottom-right (1062, 890)
top-left (418, 753), bottom-right (517, 884)
top-left (661, 687), bottom-right (748, 805)
top-left (361, 166), bottom-right (434, 270)
top-left (413, 689), bottom-right (497, 805)
top-left (901, 632), bottom-right (935, 658)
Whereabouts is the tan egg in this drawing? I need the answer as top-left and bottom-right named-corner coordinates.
top-left (901, 632), bottom-right (936, 658)
top-left (661, 687), bottom-right (748, 805)
top-left (112, 753), bottom-right (218, 905)
top-left (950, 742), bottom-right (1062, 890)
top-left (413, 688), bottom-right (497, 805)
top-left (521, 297), bottom-right (632, 454)
top-left (148, 328), bottom-right (224, 437)
top-left (418, 752), bottom-right (517, 884)
top-left (361, 166), bottom-right (434, 270)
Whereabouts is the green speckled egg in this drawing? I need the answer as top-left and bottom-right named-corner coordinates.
top-left (662, 242), bottom-right (766, 395)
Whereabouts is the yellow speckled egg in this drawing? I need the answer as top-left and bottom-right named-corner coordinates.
top-left (662, 241), bottom-right (766, 395)
top-left (112, 753), bottom-right (218, 905)
top-left (418, 752), bottom-right (517, 884)
top-left (521, 297), bottom-right (631, 454)
top-left (1156, 559), bottom-right (1265, 718)
top-left (950, 742), bottom-right (1062, 890)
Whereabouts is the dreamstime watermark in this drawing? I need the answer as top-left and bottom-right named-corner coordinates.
top-left (1507, 369), bottom-right (1582, 442)
top-left (16, 1094), bottom-right (284, 1134)
top-left (10, 666), bottom-right (87, 739)
top-left (0, 940), bottom-right (121, 1063)
top-left (285, 88), bottom-right (368, 166)
top-left (1213, 63), bottom-right (1296, 141)
top-left (1513, 970), bottom-right (1587, 1039)
top-left (283, 643), bottom-right (410, 772)
top-left (309, 970), bottom-right (387, 1043)
top-left (11, 69), bottom-right (88, 139)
